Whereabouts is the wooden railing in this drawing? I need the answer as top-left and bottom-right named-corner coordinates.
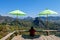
top-left (0, 31), bottom-right (16, 40)
top-left (0, 30), bottom-right (60, 40)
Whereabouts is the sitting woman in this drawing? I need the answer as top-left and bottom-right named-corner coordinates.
top-left (29, 27), bottom-right (36, 37)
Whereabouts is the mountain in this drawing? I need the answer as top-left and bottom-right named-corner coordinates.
top-left (39, 16), bottom-right (60, 21)
top-left (23, 16), bottom-right (34, 21)
top-left (0, 15), bottom-right (14, 23)
top-left (0, 15), bottom-right (60, 22)
top-left (0, 15), bottom-right (60, 26)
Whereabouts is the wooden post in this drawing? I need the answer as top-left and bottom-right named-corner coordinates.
top-left (46, 31), bottom-right (50, 36)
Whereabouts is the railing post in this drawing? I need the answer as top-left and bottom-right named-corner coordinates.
top-left (46, 31), bottom-right (50, 36)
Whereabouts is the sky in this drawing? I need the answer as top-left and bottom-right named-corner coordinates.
top-left (0, 0), bottom-right (60, 18)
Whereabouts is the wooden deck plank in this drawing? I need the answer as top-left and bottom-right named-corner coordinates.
top-left (11, 35), bottom-right (60, 40)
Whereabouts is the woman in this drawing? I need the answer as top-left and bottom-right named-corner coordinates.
top-left (29, 27), bottom-right (36, 37)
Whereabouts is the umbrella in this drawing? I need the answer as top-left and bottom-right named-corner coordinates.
top-left (38, 9), bottom-right (58, 29)
top-left (9, 10), bottom-right (26, 19)
top-left (9, 10), bottom-right (26, 29)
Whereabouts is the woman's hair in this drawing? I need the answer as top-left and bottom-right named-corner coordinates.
top-left (31, 27), bottom-right (33, 29)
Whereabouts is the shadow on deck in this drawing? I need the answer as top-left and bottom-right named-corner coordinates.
top-left (22, 35), bottom-right (40, 39)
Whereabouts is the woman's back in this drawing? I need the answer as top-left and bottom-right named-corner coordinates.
top-left (29, 27), bottom-right (36, 37)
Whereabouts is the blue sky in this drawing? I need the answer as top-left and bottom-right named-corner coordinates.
top-left (0, 0), bottom-right (60, 18)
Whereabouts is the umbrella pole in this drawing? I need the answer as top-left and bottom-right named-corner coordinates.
top-left (46, 14), bottom-right (50, 36)
top-left (16, 14), bottom-right (19, 30)
top-left (17, 14), bottom-right (18, 20)
top-left (46, 14), bottom-right (48, 29)
top-left (16, 15), bottom-right (20, 35)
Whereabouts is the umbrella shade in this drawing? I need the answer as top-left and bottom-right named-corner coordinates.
top-left (38, 9), bottom-right (58, 15)
top-left (38, 9), bottom-right (58, 30)
top-left (9, 10), bottom-right (26, 16)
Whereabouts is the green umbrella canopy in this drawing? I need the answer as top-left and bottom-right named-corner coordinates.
top-left (39, 9), bottom-right (58, 15)
top-left (9, 10), bottom-right (26, 16)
